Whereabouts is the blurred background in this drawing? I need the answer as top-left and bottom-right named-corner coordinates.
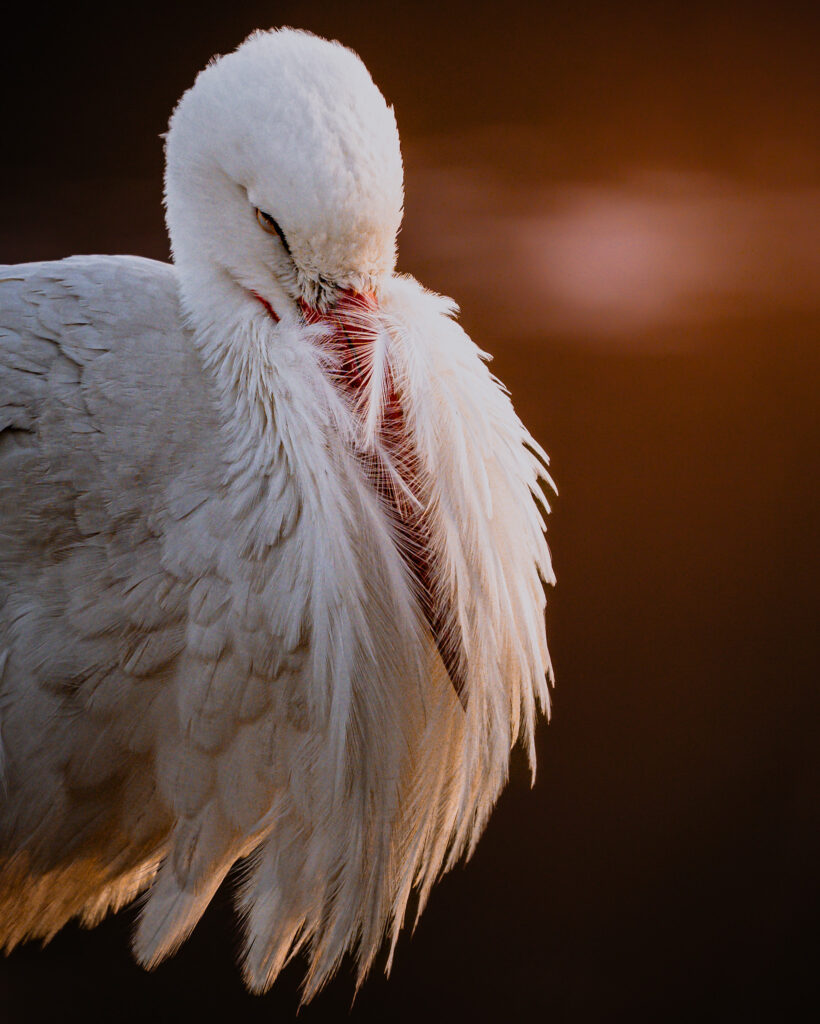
top-left (1, 1), bottom-right (818, 1019)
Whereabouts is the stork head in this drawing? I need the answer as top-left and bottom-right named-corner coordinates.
top-left (164, 28), bottom-right (404, 329)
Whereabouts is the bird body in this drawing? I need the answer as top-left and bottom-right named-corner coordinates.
top-left (0, 29), bottom-right (553, 997)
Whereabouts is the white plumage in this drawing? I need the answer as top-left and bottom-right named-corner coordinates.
top-left (0, 28), bottom-right (554, 997)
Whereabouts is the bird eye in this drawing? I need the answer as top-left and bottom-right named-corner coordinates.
top-left (255, 208), bottom-right (291, 253)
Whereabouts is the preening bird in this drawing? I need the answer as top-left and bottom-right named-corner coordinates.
top-left (0, 28), bottom-right (554, 997)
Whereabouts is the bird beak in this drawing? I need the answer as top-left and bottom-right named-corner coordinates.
top-left (299, 288), bottom-right (469, 708)
top-left (298, 288), bottom-right (383, 401)
top-left (298, 289), bottom-right (378, 368)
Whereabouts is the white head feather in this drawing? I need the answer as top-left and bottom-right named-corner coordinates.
top-left (164, 29), bottom-right (404, 328)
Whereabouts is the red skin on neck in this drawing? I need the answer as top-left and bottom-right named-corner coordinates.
top-left (251, 291), bottom-right (280, 322)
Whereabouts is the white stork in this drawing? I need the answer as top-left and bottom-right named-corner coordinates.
top-left (0, 28), bottom-right (554, 997)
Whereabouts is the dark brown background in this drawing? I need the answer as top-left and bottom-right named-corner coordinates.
top-left (1, 1), bottom-right (818, 1020)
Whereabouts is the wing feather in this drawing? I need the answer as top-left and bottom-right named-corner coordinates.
top-left (0, 257), bottom-right (221, 942)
